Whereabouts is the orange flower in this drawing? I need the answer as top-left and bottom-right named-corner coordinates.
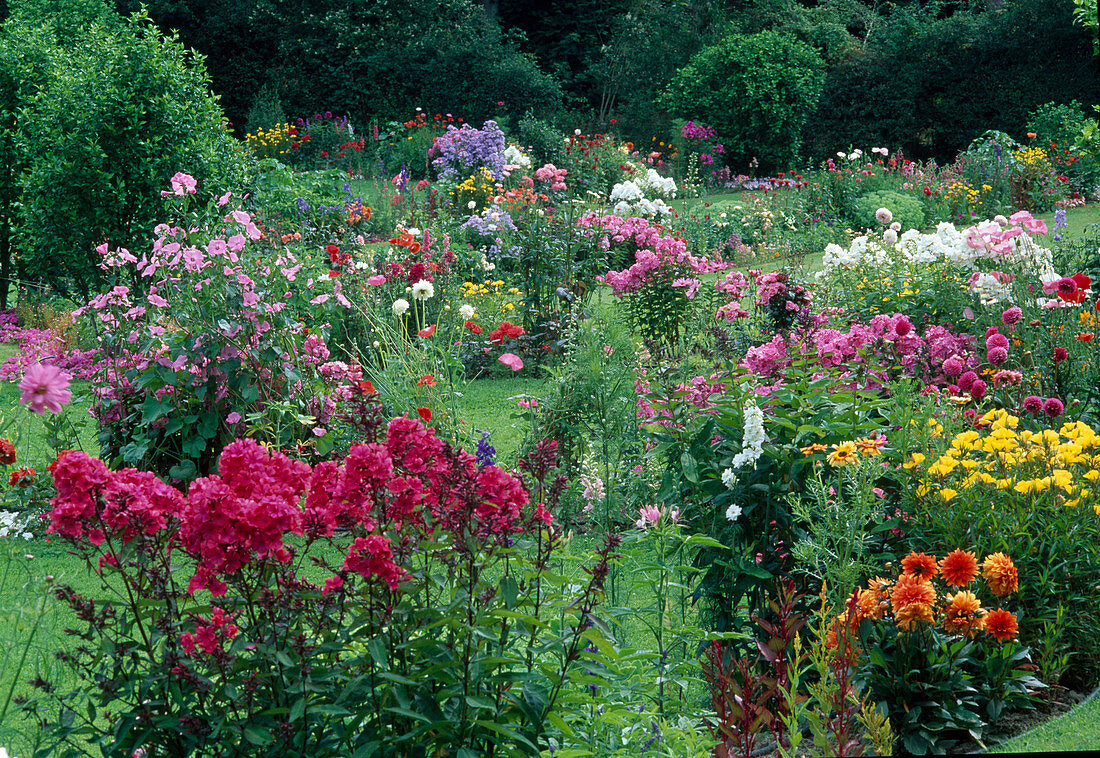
top-left (895, 601), bottom-right (935, 631)
top-left (799, 443), bottom-right (828, 455)
top-left (942, 591), bottom-right (985, 637)
top-left (901, 551), bottom-right (939, 582)
top-left (985, 608), bottom-right (1019, 642)
top-left (1078, 332), bottom-right (1094, 343)
top-left (939, 549), bottom-right (979, 587)
top-left (983, 553), bottom-right (1019, 597)
top-left (891, 573), bottom-right (936, 630)
top-left (857, 588), bottom-right (887, 620)
top-left (825, 605), bottom-right (862, 658)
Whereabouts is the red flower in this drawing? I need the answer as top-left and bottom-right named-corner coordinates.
top-left (416, 374), bottom-right (436, 387)
top-left (1078, 332), bottom-right (1094, 343)
top-left (464, 321), bottom-right (483, 335)
top-left (923, 186), bottom-right (932, 196)
top-left (357, 380), bottom-right (376, 395)
top-left (0, 439), bottom-right (15, 465)
top-left (8, 467), bottom-right (35, 486)
top-left (417, 324), bottom-right (436, 338)
top-left (1054, 347), bottom-right (1068, 363)
top-left (489, 321), bottom-right (525, 345)
top-left (417, 407), bottom-right (432, 423)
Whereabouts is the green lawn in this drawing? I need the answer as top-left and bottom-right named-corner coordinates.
top-left (992, 691), bottom-right (1100, 753)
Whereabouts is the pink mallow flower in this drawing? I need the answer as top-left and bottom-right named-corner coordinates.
top-left (19, 363), bottom-right (72, 414)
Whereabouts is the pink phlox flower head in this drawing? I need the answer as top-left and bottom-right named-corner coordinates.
top-left (19, 363), bottom-right (73, 414)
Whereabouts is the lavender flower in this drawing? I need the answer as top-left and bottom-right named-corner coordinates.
top-left (431, 121), bottom-right (507, 182)
top-left (476, 431), bottom-right (496, 468)
top-left (462, 205), bottom-right (517, 236)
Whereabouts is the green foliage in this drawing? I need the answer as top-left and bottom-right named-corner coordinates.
top-left (854, 190), bottom-right (925, 232)
top-left (248, 0), bottom-right (561, 132)
top-left (805, 0), bottom-right (1100, 163)
top-left (516, 111), bottom-right (565, 167)
top-left (244, 82), bottom-right (287, 134)
top-left (14, 11), bottom-right (248, 299)
top-left (0, 20), bottom-right (56, 309)
top-left (1027, 101), bottom-right (1088, 152)
top-left (661, 30), bottom-right (825, 172)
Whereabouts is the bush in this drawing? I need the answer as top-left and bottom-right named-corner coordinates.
top-left (14, 11), bottom-right (248, 300)
top-left (661, 30), bottom-right (825, 172)
top-left (853, 190), bottom-right (924, 232)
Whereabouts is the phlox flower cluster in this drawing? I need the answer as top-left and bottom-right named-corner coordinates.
top-left (609, 164), bottom-right (677, 218)
top-left (821, 215), bottom-right (1058, 289)
top-left (48, 416), bottom-right (543, 600)
top-left (430, 120), bottom-right (507, 182)
top-left (584, 213), bottom-right (729, 297)
top-left (742, 315), bottom-right (976, 386)
top-left (179, 606), bottom-right (239, 656)
top-left (0, 320), bottom-right (100, 382)
top-left (635, 373), bottom-right (728, 425)
top-left (462, 205), bottom-right (517, 236)
top-left (730, 399), bottom-right (766, 469)
top-left (534, 163), bottom-right (568, 191)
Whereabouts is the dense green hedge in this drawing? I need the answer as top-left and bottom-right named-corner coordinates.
top-left (8, 9), bottom-right (248, 299)
top-left (661, 29), bottom-right (825, 172)
top-left (804, 0), bottom-right (1100, 162)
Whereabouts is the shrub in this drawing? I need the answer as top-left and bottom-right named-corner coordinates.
top-left (661, 30), bottom-right (825, 172)
top-left (14, 11), bottom-right (248, 300)
top-left (853, 190), bottom-right (925, 233)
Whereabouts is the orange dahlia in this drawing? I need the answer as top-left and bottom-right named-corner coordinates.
top-left (985, 608), bottom-right (1019, 642)
top-left (891, 573), bottom-right (937, 630)
top-left (939, 549), bottom-right (979, 587)
top-left (982, 553), bottom-right (1019, 597)
top-left (901, 551), bottom-right (939, 582)
top-left (857, 588), bottom-right (887, 620)
top-left (942, 591), bottom-right (985, 637)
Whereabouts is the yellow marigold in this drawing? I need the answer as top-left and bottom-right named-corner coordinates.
top-left (983, 553), bottom-right (1019, 597)
top-left (826, 441), bottom-right (859, 467)
top-left (939, 549), bottom-right (979, 587)
top-left (942, 591), bottom-right (985, 637)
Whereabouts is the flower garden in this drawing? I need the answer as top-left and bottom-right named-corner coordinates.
top-left (2, 4), bottom-right (1100, 756)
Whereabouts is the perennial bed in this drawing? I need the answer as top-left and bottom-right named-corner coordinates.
top-left (0, 110), bottom-right (1099, 758)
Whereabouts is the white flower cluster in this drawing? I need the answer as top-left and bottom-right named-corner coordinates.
top-left (820, 220), bottom-right (1056, 281)
top-left (503, 144), bottom-right (531, 169)
top-left (0, 510), bottom-right (33, 540)
top-left (731, 400), bottom-right (766, 469)
top-left (610, 164), bottom-right (677, 218)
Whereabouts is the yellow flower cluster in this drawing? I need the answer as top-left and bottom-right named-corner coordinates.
top-left (450, 167), bottom-right (499, 213)
top-left (1013, 147), bottom-right (1054, 173)
top-left (458, 280), bottom-right (525, 315)
top-left (244, 123), bottom-right (296, 159)
top-left (906, 409), bottom-right (1100, 512)
top-left (944, 180), bottom-right (980, 207)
